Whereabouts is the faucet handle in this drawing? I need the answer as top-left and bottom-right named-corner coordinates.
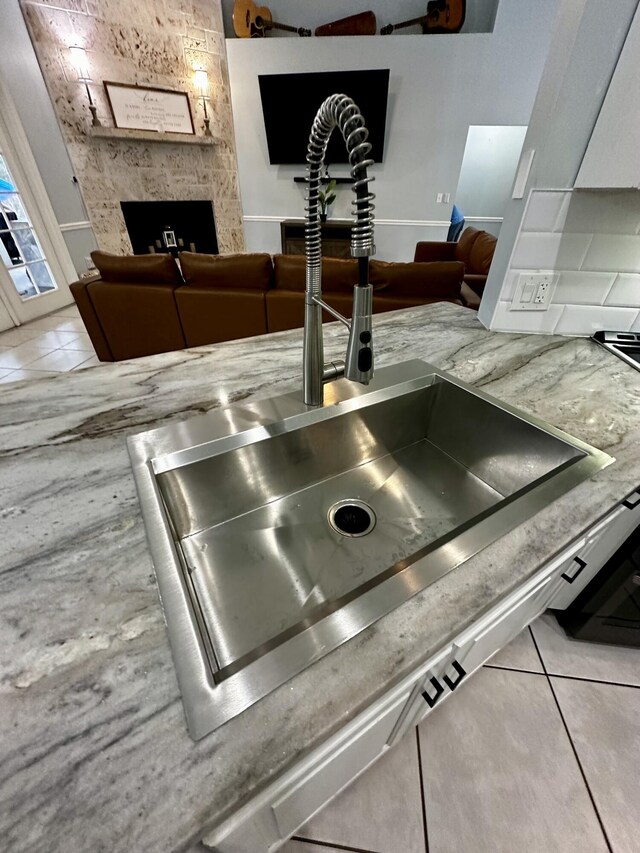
top-left (345, 284), bottom-right (374, 384)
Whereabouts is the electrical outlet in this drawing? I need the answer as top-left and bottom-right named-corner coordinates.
top-left (510, 272), bottom-right (557, 311)
top-left (444, 193), bottom-right (451, 203)
top-left (436, 192), bottom-right (444, 203)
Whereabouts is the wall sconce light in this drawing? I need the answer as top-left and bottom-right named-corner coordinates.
top-left (194, 68), bottom-right (212, 137)
top-left (69, 46), bottom-right (101, 127)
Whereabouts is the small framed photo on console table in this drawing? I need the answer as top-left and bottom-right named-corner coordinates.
top-left (103, 81), bottom-right (195, 134)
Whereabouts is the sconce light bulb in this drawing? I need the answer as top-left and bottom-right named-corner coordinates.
top-left (69, 46), bottom-right (91, 82)
top-left (194, 68), bottom-right (209, 97)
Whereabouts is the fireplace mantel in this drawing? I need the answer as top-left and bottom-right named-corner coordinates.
top-left (88, 127), bottom-right (218, 146)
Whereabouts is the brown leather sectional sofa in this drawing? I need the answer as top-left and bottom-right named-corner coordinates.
top-left (414, 226), bottom-right (497, 310)
top-left (70, 250), bottom-right (466, 362)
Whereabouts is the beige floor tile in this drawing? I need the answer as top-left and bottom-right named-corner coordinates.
top-left (0, 340), bottom-right (58, 369)
top-left (0, 327), bottom-right (45, 347)
top-left (531, 613), bottom-right (640, 686)
top-left (22, 315), bottom-right (84, 333)
top-left (418, 667), bottom-right (607, 853)
top-left (0, 368), bottom-right (15, 380)
top-left (486, 626), bottom-right (544, 673)
top-left (552, 678), bottom-right (640, 853)
top-left (27, 349), bottom-right (94, 372)
top-left (73, 355), bottom-right (101, 370)
top-left (52, 304), bottom-right (80, 318)
top-left (0, 369), bottom-right (54, 384)
top-left (281, 843), bottom-right (345, 853)
top-left (29, 329), bottom-right (85, 349)
top-left (59, 333), bottom-right (94, 352)
top-left (297, 726), bottom-right (425, 853)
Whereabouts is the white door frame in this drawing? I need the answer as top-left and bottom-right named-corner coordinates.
top-left (0, 77), bottom-right (78, 324)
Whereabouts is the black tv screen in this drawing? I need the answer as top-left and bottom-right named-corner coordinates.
top-left (258, 69), bottom-right (390, 165)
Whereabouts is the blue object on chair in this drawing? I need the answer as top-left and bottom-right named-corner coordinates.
top-left (447, 204), bottom-right (464, 242)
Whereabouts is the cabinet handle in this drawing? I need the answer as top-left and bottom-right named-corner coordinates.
top-left (442, 659), bottom-right (466, 691)
top-left (421, 676), bottom-right (444, 708)
top-left (623, 493), bottom-right (640, 509)
top-left (561, 556), bottom-right (587, 584)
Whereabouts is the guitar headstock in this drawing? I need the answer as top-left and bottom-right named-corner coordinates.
top-left (380, 23), bottom-right (393, 35)
top-left (298, 27), bottom-right (312, 36)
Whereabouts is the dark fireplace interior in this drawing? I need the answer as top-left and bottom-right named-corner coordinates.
top-left (120, 200), bottom-right (218, 257)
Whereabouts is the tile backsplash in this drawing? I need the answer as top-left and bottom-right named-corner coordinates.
top-left (492, 189), bottom-right (640, 335)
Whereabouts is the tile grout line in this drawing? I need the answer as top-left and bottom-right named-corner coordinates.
top-left (529, 628), bottom-right (614, 853)
top-left (485, 661), bottom-right (640, 691)
top-left (291, 835), bottom-right (378, 853)
top-left (415, 727), bottom-right (430, 853)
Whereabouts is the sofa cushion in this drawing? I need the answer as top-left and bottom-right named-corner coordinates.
top-left (453, 227), bottom-right (481, 264)
top-left (468, 231), bottom-right (497, 276)
top-left (91, 251), bottom-right (182, 285)
top-left (370, 260), bottom-right (463, 298)
top-left (273, 255), bottom-right (362, 293)
top-left (176, 287), bottom-right (267, 346)
top-left (179, 252), bottom-right (274, 291)
top-left (87, 280), bottom-right (186, 360)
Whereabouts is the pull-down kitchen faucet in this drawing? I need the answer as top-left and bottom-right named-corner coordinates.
top-left (303, 94), bottom-right (376, 406)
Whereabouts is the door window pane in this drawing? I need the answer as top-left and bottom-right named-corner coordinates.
top-left (0, 151), bottom-right (58, 300)
top-left (29, 260), bottom-right (56, 292)
top-left (12, 229), bottom-right (44, 264)
top-left (9, 267), bottom-right (37, 298)
top-left (0, 192), bottom-right (28, 224)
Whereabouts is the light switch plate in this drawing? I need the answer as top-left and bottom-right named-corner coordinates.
top-left (510, 272), bottom-right (557, 311)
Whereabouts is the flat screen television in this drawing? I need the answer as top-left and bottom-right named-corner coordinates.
top-left (258, 69), bottom-right (390, 166)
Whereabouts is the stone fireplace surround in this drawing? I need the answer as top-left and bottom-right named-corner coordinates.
top-left (21, 0), bottom-right (244, 258)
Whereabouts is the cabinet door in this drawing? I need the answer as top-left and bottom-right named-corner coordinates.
top-left (388, 538), bottom-right (586, 748)
top-left (270, 691), bottom-right (408, 841)
top-left (550, 490), bottom-right (640, 609)
top-left (575, 4), bottom-right (640, 188)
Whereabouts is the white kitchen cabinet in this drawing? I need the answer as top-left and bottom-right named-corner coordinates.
top-left (550, 489), bottom-right (640, 609)
top-left (575, 4), bottom-right (640, 188)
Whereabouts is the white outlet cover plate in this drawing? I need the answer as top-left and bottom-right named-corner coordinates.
top-left (510, 272), bottom-right (558, 311)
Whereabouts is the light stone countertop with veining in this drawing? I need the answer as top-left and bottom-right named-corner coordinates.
top-left (1, 303), bottom-right (639, 853)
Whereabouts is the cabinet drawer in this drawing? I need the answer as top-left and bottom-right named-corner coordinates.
top-left (271, 691), bottom-right (408, 840)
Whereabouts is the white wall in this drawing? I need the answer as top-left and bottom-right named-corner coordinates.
top-left (479, 0), bottom-right (640, 333)
top-left (454, 125), bottom-right (527, 236)
top-left (227, 0), bottom-right (558, 261)
top-left (0, 0), bottom-right (97, 275)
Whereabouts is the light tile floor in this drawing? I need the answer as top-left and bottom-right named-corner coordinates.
top-left (4, 306), bottom-right (638, 853)
top-left (283, 616), bottom-right (640, 853)
top-left (0, 304), bottom-right (98, 383)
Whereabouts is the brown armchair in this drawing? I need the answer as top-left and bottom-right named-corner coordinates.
top-left (414, 226), bottom-right (497, 309)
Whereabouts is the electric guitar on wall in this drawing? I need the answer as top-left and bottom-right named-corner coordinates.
top-left (233, 0), bottom-right (311, 38)
top-left (380, 0), bottom-right (466, 35)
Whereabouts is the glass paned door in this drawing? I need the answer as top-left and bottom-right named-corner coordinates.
top-left (0, 153), bottom-right (58, 301)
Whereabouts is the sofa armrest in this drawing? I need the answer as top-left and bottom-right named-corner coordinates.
top-left (413, 242), bottom-right (457, 263)
top-left (69, 278), bottom-right (114, 362)
top-left (463, 274), bottom-right (487, 297)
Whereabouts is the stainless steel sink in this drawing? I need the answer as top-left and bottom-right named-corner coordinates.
top-left (128, 360), bottom-right (613, 739)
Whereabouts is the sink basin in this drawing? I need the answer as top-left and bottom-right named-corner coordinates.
top-left (128, 360), bottom-right (613, 739)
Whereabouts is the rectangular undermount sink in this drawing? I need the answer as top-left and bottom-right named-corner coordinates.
top-left (128, 360), bottom-right (613, 739)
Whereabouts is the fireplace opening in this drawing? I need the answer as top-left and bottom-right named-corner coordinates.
top-left (120, 200), bottom-right (218, 257)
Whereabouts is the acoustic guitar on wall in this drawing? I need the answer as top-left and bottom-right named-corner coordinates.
top-left (233, 0), bottom-right (311, 38)
top-left (381, 0), bottom-right (466, 35)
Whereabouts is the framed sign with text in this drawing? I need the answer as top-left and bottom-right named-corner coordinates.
top-left (103, 82), bottom-right (195, 134)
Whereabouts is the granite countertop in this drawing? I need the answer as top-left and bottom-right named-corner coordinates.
top-left (1, 303), bottom-right (639, 853)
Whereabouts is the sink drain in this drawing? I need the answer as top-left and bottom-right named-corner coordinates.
top-left (328, 499), bottom-right (376, 538)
